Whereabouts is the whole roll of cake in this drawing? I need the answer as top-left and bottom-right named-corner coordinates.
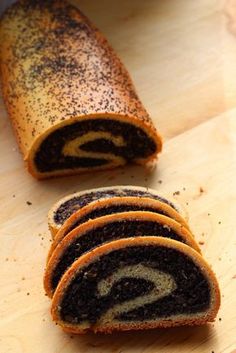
top-left (0, 0), bottom-right (162, 179)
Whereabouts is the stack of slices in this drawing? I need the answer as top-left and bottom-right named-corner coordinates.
top-left (44, 185), bottom-right (220, 334)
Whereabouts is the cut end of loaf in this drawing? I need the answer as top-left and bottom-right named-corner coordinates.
top-left (28, 116), bottom-right (162, 179)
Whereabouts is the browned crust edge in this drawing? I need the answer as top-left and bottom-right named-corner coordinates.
top-left (44, 211), bottom-right (200, 298)
top-left (50, 236), bottom-right (221, 334)
top-left (48, 196), bottom-right (191, 261)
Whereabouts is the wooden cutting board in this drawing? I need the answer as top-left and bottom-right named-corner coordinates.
top-left (0, 1), bottom-right (235, 352)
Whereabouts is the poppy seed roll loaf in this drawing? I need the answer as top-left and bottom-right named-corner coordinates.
top-left (0, 0), bottom-right (162, 179)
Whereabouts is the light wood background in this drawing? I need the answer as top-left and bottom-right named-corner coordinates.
top-left (0, 0), bottom-right (236, 352)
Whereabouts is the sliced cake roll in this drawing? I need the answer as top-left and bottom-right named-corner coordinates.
top-left (50, 196), bottom-right (191, 257)
top-left (44, 212), bottom-right (200, 298)
top-left (48, 185), bottom-right (187, 237)
top-left (0, 0), bottom-right (162, 179)
top-left (51, 237), bottom-right (220, 334)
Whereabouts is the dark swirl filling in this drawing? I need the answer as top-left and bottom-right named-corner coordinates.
top-left (51, 219), bottom-right (188, 291)
top-left (59, 245), bottom-right (211, 324)
top-left (34, 119), bottom-right (157, 172)
top-left (65, 204), bottom-right (169, 235)
top-left (54, 188), bottom-right (176, 226)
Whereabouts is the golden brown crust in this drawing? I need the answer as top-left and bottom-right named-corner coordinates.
top-left (61, 316), bottom-right (215, 335)
top-left (44, 211), bottom-right (200, 298)
top-left (51, 237), bottom-right (221, 334)
top-left (48, 185), bottom-right (189, 236)
top-left (49, 224), bottom-right (57, 239)
top-left (48, 196), bottom-right (191, 260)
top-left (0, 0), bottom-right (162, 178)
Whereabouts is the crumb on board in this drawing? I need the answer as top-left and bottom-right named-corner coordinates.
top-left (219, 317), bottom-right (222, 321)
top-left (26, 201), bottom-right (32, 205)
top-left (198, 241), bottom-right (205, 245)
top-left (12, 194), bottom-right (15, 198)
top-left (218, 221), bottom-right (221, 224)
top-left (173, 191), bottom-right (180, 196)
top-left (27, 292), bottom-right (30, 296)
top-left (199, 187), bottom-right (204, 193)
top-left (21, 277), bottom-right (25, 280)
top-left (158, 180), bottom-right (162, 184)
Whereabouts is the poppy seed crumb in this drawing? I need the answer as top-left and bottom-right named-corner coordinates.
top-left (173, 191), bottom-right (180, 196)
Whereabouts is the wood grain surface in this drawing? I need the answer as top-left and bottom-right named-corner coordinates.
top-left (0, 1), bottom-right (236, 352)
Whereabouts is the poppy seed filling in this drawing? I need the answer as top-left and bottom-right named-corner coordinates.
top-left (59, 245), bottom-right (211, 324)
top-left (66, 204), bottom-right (168, 235)
top-left (34, 119), bottom-right (157, 172)
top-left (51, 219), bottom-right (187, 291)
top-left (54, 189), bottom-right (176, 225)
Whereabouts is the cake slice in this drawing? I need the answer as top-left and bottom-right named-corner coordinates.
top-left (51, 237), bottom-right (220, 334)
top-left (44, 211), bottom-right (200, 298)
top-left (48, 185), bottom-right (187, 237)
top-left (50, 196), bottom-right (191, 256)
